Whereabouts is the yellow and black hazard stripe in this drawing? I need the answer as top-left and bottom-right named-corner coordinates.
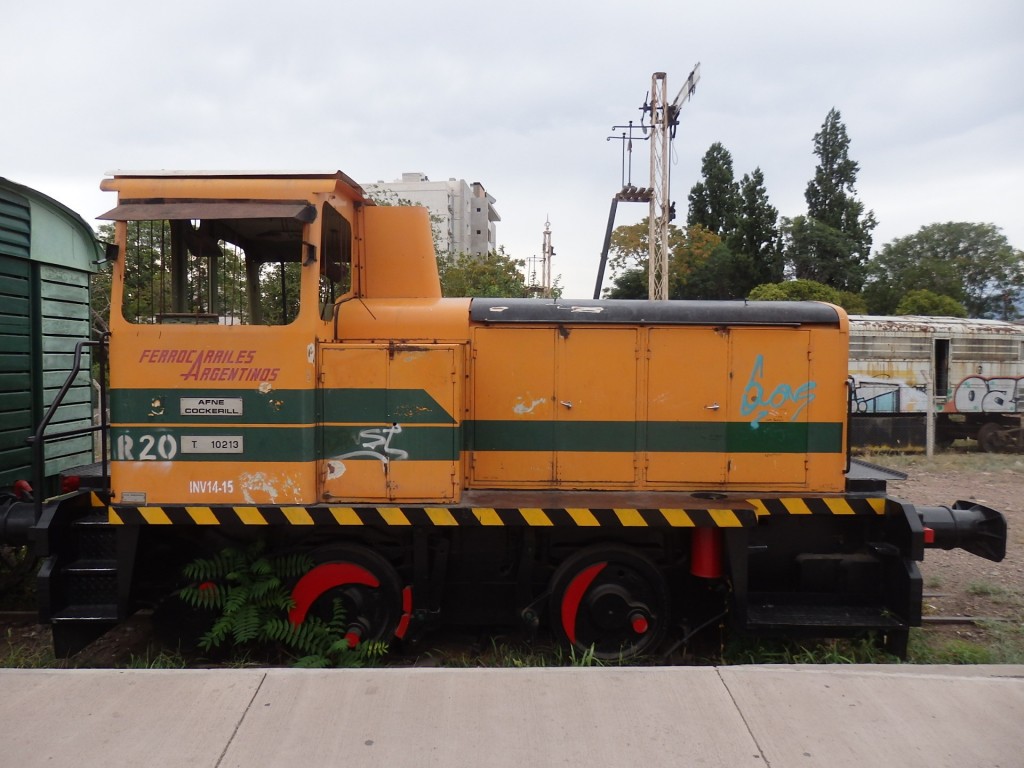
top-left (749, 496), bottom-right (887, 517)
top-left (109, 496), bottom-right (887, 528)
top-left (110, 505), bottom-right (756, 528)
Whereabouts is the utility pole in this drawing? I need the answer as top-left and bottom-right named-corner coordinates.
top-left (529, 218), bottom-right (555, 298)
top-left (541, 217), bottom-right (554, 298)
top-left (646, 64), bottom-right (700, 300)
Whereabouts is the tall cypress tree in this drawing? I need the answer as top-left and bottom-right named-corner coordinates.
top-left (687, 142), bottom-right (740, 236)
top-left (785, 108), bottom-right (876, 292)
top-left (729, 167), bottom-right (783, 287)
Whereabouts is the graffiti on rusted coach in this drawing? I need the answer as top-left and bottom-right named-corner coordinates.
top-left (848, 316), bottom-right (1024, 451)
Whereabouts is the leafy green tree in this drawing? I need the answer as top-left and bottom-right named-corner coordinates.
top-left (90, 226), bottom-right (113, 335)
top-left (258, 262), bottom-right (302, 325)
top-left (604, 221), bottom-right (724, 298)
top-left (784, 109), bottom-right (876, 292)
top-left (605, 267), bottom-right (647, 299)
top-left (683, 144), bottom-right (783, 300)
top-left (728, 168), bottom-right (783, 287)
top-left (674, 242), bottom-right (749, 300)
top-left (669, 225), bottom-right (723, 291)
top-left (863, 222), bottom-right (1023, 319)
top-left (895, 289), bottom-right (967, 317)
top-left (439, 247), bottom-right (530, 298)
top-left (748, 279), bottom-right (867, 313)
top-left (605, 219), bottom-right (687, 275)
top-left (97, 220), bottom-right (171, 323)
top-left (687, 142), bottom-right (740, 236)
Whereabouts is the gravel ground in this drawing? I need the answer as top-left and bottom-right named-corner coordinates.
top-left (878, 452), bottom-right (1024, 656)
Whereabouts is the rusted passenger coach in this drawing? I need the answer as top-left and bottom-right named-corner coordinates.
top-left (849, 315), bottom-right (1024, 452)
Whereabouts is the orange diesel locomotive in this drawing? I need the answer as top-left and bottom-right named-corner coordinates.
top-left (0, 171), bottom-right (1006, 658)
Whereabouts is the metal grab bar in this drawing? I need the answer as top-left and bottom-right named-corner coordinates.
top-left (26, 334), bottom-right (110, 523)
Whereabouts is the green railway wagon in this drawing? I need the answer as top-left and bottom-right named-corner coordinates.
top-left (0, 178), bottom-right (100, 496)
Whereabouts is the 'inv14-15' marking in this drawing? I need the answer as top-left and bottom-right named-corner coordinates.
top-left (188, 480), bottom-right (235, 494)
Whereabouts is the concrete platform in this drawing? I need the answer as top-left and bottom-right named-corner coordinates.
top-left (1, 665), bottom-right (1022, 767)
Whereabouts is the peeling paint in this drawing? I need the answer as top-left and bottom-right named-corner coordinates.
top-left (307, 343), bottom-right (315, 365)
top-left (324, 460), bottom-right (346, 480)
top-left (238, 472), bottom-right (300, 504)
top-left (392, 405), bottom-right (431, 418)
top-left (513, 397), bottom-right (547, 415)
top-left (258, 382), bottom-right (272, 394)
top-left (239, 471), bottom-right (278, 504)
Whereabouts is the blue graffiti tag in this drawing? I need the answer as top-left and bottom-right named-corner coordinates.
top-left (740, 354), bottom-right (816, 427)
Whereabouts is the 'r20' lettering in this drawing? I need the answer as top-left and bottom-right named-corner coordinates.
top-left (116, 434), bottom-right (178, 460)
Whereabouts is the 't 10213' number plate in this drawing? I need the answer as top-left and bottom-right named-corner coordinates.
top-left (180, 436), bottom-right (244, 454)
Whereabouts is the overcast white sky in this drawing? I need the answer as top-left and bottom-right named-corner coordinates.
top-left (3, 0), bottom-right (1021, 298)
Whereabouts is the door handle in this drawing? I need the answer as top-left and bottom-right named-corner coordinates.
top-left (559, 400), bottom-right (573, 409)
top-left (704, 403), bottom-right (720, 411)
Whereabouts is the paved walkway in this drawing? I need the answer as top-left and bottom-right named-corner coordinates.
top-left (2, 665), bottom-right (1022, 767)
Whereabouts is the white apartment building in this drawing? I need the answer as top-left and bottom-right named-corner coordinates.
top-left (362, 173), bottom-right (500, 256)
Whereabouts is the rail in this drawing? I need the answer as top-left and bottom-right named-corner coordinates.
top-left (26, 335), bottom-right (109, 522)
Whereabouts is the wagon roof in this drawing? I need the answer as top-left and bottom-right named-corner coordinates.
top-left (849, 315), bottom-right (1024, 336)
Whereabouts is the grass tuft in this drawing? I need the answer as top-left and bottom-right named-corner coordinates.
top-left (123, 649), bottom-right (188, 669)
top-left (721, 635), bottom-right (900, 665)
top-left (965, 581), bottom-right (1011, 598)
top-left (1, 627), bottom-right (60, 668)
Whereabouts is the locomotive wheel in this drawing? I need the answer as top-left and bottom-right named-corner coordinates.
top-left (976, 421), bottom-right (1015, 453)
top-left (289, 544), bottom-right (406, 648)
top-left (549, 544), bottom-right (670, 660)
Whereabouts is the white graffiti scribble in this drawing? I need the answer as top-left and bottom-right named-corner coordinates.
top-left (335, 424), bottom-right (409, 464)
top-left (953, 376), bottom-right (1023, 413)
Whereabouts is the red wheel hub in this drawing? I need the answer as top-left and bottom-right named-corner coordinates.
top-left (560, 562), bottom-right (607, 645)
top-left (288, 562), bottom-right (379, 626)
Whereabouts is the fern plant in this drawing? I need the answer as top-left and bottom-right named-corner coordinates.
top-left (179, 541), bottom-right (387, 667)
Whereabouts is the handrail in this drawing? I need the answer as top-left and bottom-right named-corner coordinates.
top-left (845, 375), bottom-right (854, 475)
top-left (26, 334), bottom-right (110, 522)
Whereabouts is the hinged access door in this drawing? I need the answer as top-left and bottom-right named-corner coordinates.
top-left (470, 326), bottom-right (638, 487)
top-left (646, 327), bottom-right (729, 484)
top-left (727, 329), bottom-right (811, 486)
top-left (320, 344), bottom-right (461, 502)
top-left (470, 328), bottom-right (556, 484)
top-left (555, 328), bottom-right (638, 484)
